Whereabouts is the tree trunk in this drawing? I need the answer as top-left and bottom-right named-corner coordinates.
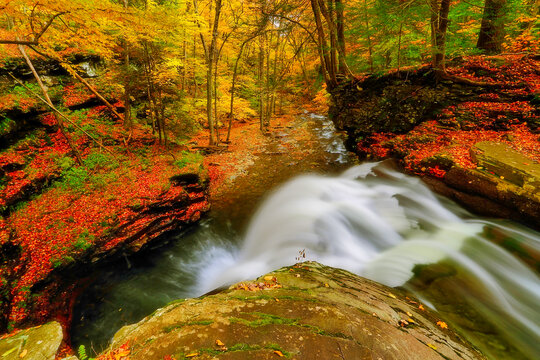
top-left (477, 0), bottom-right (506, 54)
top-left (431, 0), bottom-right (451, 74)
top-left (363, 0), bottom-right (374, 73)
top-left (123, 0), bottom-right (132, 134)
top-left (310, 0), bottom-right (334, 87)
top-left (14, 37), bottom-right (83, 164)
top-left (335, 0), bottom-right (350, 75)
top-left (258, 35), bottom-right (264, 131)
top-left (206, 0), bottom-right (222, 146)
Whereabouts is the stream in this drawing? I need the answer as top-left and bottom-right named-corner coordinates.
top-left (71, 113), bottom-right (540, 359)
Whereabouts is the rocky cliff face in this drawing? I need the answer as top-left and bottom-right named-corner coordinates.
top-left (0, 55), bottom-right (210, 331)
top-left (98, 262), bottom-right (484, 360)
top-left (329, 55), bottom-right (540, 229)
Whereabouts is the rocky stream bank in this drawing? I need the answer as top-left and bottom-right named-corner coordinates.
top-left (1, 262), bottom-right (486, 360)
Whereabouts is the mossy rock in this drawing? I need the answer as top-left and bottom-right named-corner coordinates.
top-left (103, 262), bottom-right (485, 360)
top-left (0, 321), bottom-right (63, 360)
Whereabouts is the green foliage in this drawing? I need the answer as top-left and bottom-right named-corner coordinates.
top-left (0, 116), bottom-right (16, 136)
top-left (84, 152), bottom-right (119, 171)
top-left (78, 344), bottom-right (95, 360)
top-left (12, 83), bottom-right (39, 96)
top-left (55, 156), bottom-right (76, 171)
top-left (61, 166), bottom-right (89, 191)
top-left (55, 152), bottom-right (121, 192)
top-left (74, 229), bottom-right (94, 251)
top-left (174, 151), bottom-right (203, 170)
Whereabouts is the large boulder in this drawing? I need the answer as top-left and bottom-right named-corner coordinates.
top-left (102, 262), bottom-right (485, 360)
top-left (424, 141), bottom-right (540, 230)
top-left (0, 322), bottom-right (63, 360)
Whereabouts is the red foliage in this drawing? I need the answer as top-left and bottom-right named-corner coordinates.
top-left (357, 55), bottom-right (539, 178)
top-left (1, 114), bottom-right (211, 328)
top-left (62, 84), bottom-right (96, 107)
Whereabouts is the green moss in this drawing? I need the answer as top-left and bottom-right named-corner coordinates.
top-left (165, 298), bottom-right (187, 307)
top-left (230, 312), bottom-right (299, 327)
top-left (227, 294), bottom-right (318, 303)
top-left (174, 151), bottom-right (203, 170)
top-left (163, 320), bottom-right (213, 333)
top-left (178, 342), bottom-right (292, 359)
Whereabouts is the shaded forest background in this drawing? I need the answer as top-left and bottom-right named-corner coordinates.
top-left (1, 0), bottom-right (538, 148)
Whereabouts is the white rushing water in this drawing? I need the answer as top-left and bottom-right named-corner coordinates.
top-left (196, 162), bottom-right (540, 358)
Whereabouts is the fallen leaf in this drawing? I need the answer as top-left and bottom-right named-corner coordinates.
top-left (216, 339), bottom-right (225, 346)
top-left (418, 304), bottom-right (425, 311)
top-left (428, 344), bottom-right (437, 350)
top-left (324, 283), bottom-right (329, 287)
top-left (186, 353), bottom-right (199, 358)
top-left (387, 292), bottom-right (397, 299)
top-left (19, 349), bottom-right (28, 358)
top-left (436, 321), bottom-right (448, 329)
top-left (264, 275), bottom-right (274, 281)
top-left (406, 311), bottom-right (413, 317)
top-left (274, 350), bottom-right (284, 357)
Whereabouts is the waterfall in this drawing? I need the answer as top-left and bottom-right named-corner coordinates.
top-left (198, 162), bottom-right (540, 358)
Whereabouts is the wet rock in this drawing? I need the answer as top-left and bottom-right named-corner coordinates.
top-left (424, 142), bottom-right (540, 230)
top-left (0, 322), bottom-right (63, 360)
top-left (102, 262), bottom-right (485, 360)
top-left (470, 141), bottom-right (540, 191)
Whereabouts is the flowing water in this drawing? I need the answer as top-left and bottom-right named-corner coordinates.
top-left (72, 114), bottom-right (540, 359)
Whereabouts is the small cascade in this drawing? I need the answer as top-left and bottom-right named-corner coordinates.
top-left (199, 162), bottom-right (540, 358)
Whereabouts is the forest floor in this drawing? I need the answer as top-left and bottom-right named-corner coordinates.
top-left (355, 54), bottom-right (539, 177)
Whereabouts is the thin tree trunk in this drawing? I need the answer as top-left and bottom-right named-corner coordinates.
top-left (182, 29), bottom-right (187, 91)
top-left (123, 0), bottom-right (132, 135)
top-left (67, 67), bottom-right (124, 122)
top-left (363, 0), bottom-right (374, 73)
top-left (310, 0), bottom-right (333, 87)
top-left (17, 44), bottom-right (83, 164)
top-left (201, 0), bottom-right (222, 146)
top-left (397, 21), bottom-right (403, 72)
top-left (258, 35), bottom-right (264, 131)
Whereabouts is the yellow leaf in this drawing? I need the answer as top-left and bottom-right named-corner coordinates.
top-left (418, 304), bottom-right (425, 311)
top-left (324, 283), bottom-right (329, 287)
top-left (436, 321), bottom-right (448, 329)
top-left (216, 339), bottom-right (225, 346)
top-left (186, 353), bottom-right (199, 358)
top-left (274, 350), bottom-right (285, 357)
top-left (428, 343), bottom-right (437, 350)
top-left (406, 311), bottom-right (413, 317)
top-left (264, 275), bottom-right (274, 281)
top-left (387, 292), bottom-right (396, 299)
top-left (19, 349), bottom-right (28, 358)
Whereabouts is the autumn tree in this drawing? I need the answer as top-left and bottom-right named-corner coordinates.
top-left (310, 0), bottom-right (354, 89)
top-left (194, 0), bottom-right (223, 146)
